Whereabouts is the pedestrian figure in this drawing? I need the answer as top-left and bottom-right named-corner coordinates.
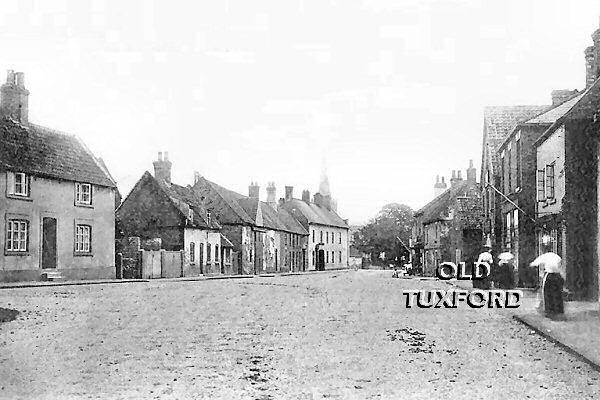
top-left (474, 244), bottom-right (493, 289)
top-left (530, 252), bottom-right (565, 320)
top-left (497, 251), bottom-right (515, 289)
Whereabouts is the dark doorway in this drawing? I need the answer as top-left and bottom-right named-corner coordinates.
top-left (317, 249), bottom-right (325, 271)
top-left (41, 217), bottom-right (57, 269)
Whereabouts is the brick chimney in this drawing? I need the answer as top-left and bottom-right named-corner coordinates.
top-left (153, 151), bottom-right (172, 184)
top-left (249, 182), bottom-right (260, 199)
top-left (551, 89), bottom-right (578, 106)
top-left (193, 171), bottom-right (201, 184)
top-left (302, 189), bottom-right (310, 203)
top-left (266, 182), bottom-right (277, 209)
top-left (285, 186), bottom-right (293, 201)
top-left (586, 46), bottom-right (596, 89)
top-left (434, 175), bottom-right (446, 197)
top-left (466, 160), bottom-right (476, 183)
top-left (0, 70), bottom-right (29, 124)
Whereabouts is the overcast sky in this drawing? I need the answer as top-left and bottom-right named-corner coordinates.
top-left (1, 0), bottom-right (599, 224)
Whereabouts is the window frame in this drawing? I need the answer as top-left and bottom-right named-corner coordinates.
top-left (75, 182), bottom-right (93, 206)
top-left (189, 242), bottom-right (196, 264)
top-left (74, 224), bottom-right (92, 255)
top-left (6, 219), bottom-right (29, 253)
top-left (537, 168), bottom-right (546, 203)
top-left (545, 163), bottom-right (555, 201)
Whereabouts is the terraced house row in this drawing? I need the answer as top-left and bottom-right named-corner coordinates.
top-left (0, 69), bottom-right (350, 282)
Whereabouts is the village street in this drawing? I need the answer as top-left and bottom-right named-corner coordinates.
top-left (0, 270), bottom-right (599, 399)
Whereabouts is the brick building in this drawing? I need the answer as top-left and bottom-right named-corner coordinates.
top-left (481, 105), bottom-right (549, 255)
top-left (0, 70), bottom-right (118, 282)
top-left (192, 176), bottom-right (308, 275)
top-left (116, 153), bottom-right (231, 276)
top-left (411, 161), bottom-right (482, 276)
top-left (495, 92), bottom-right (581, 287)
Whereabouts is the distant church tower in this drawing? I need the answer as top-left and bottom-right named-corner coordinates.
top-left (434, 175), bottom-right (447, 197)
top-left (315, 163), bottom-right (337, 212)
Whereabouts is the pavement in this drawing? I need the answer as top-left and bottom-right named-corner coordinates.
top-left (446, 277), bottom-right (600, 373)
top-left (1, 269), bottom-right (600, 398)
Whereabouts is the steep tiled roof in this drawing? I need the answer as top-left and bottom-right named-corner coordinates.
top-left (415, 180), bottom-right (482, 227)
top-left (281, 199), bottom-right (349, 229)
top-left (192, 176), bottom-right (308, 234)
top-left (482, 105), bottom-right (548, 173)
top-left (160, 181), bottom-right (221, 230)
top-left (0, 118), bottom-right (116, 187)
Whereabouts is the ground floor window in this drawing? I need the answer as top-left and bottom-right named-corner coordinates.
top-left (7, 219), bottom-right (28, 252)
top-left (339, 251), bottom-right (342, 263)
top-left (75, 224), bottom-right (91, 253)
top-left (190, 242), bottom-right (196, 263)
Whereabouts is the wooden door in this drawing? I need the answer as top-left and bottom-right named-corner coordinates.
top-left (41, 217), bottom-right (57, 269)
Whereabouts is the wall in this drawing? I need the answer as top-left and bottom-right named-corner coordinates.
top-left (306, 224), bottom-right (349, 270)
top-left (116, 175), bottom-right (184, 250)
top-left (0, 173), bottom-right (115, 282)
top-left (183, 228), bottom-right (222, 276)
top-left (278, 231), bottom-right (306, 272)
top-left (536, 125), bottom-right (566, 216)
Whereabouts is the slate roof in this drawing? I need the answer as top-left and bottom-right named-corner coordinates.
top-left (526, 93), bottom-right (584, 124)
top-left (192, 176), bottom-right (308, 235)
top-left (281, 199), bottom-right (349, 229)
top-left (220, 234), bottom-right (234, 247)
top-left (0, 118), bottom-right (116, 187)
top-left (482, 105), bottom-right (549, 174)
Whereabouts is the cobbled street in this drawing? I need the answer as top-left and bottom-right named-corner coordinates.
top-left (1, 270), bottom-right (599, 399)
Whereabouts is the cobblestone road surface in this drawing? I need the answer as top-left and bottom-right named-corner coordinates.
top-left (0, 270), bottom-right (599, 399)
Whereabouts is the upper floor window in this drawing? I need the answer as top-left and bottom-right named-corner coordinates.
top-left (516, 135), bottom-right (522, 189)
top-left (339, 232), bottom-right (342, 244)
top-left (320, 230), bottom-right (323, 243)
top-left (546, 163), bottom-right (555, 200)
top-left (326, 231), bottom-right (329, 244)
top-left (7, 171), bottom-right (30, 197)
top-left (6, 219), bottom-right (28, 252)
top-left (537, 169), bottom-right (546, 202)
top-left (75, 183), bottom-right (92, 205)
top-left (312, 229), bottom-right (315, 243)
top-left (188, 208), bottom-right (194, 221)
top-left (75, 224), bottom-right (92, 253)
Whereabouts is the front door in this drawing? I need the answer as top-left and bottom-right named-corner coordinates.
top-left (317, 249), bottom-right (325, 271)
top-left (41, 217), bottom-right (57, 269)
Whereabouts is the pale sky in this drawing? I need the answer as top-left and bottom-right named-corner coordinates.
top-left (1, 0), bottom-right (599, 224)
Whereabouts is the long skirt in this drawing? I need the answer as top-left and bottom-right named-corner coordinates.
top-left (543, 272), bottom-right (564, 317)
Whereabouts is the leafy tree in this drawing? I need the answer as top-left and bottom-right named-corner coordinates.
top-left (354, 203), bottom-right (414, 265)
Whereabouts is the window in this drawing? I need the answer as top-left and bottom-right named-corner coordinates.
top-left (188, 208), bottom-right (194, 221)
top-left (207, 244), bottom-right (212, 262)
top-left (206, 211), bottom-right (211, 225)
top-left (326, 251), bottom-right (329, 263)
top-left (513, 209), bottom-right (519, 229)
top-left (546, 164), bottom-right (555, 200)
top-left (320, 230), bottom-right (323, 243)
top-left (505, 213), bottom-right (511, 248)
top-left (312, 250), bottom-right (315, 266)
top-left (75, 224), bottom-right (91, 253)
top-left (75, 183), bottom-right (92, 205)
top-left (7, 171), bottom-right (30, 197)
top-left (215, 244), bottom-right (220, 261)
top-left (6, 219), bottom-right (28, 252)
top-left (190, 242), bottom-right (196, 263)
top-left (326, 231), bottom-right (329, 244)
top-left (339, 232), bottom-right (342, 244)
top-left (312, 230), bottom-right (315, 243)
top-left (332, 251), bottom-right (335, 264)
top-left (516, 136), bottom-right (522, 189)
top-left (507, 146), bottom-right (512, 192)
top-left (339, 251), bottom-right (342, 263)
top-left (537, 169), bottom-right (546, 202)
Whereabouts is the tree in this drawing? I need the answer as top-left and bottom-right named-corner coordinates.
top-left (354, 203), bottom-right (414, 265)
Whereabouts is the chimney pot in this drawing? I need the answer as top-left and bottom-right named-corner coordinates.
top-left (158, 152), bottom-right (163, 161)
top-left (1, 69), bottom-right (29, 124)
top-left (164, 152), bottom-right (169, 161)
top-left (153, 151), bottom-right (172, 184)
top-left (285, 186), bottom-right (293, 201)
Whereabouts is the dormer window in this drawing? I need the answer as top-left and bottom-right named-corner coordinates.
top-left (75, 183), bottom-right (92, 205)
top-left (207, 211), bottom-right (211, 225)
top-left (7, 171), bottom-right (30, 197)
top-left (188, 208), bottom-right (194, 221)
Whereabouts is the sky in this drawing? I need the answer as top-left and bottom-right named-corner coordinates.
top-left (1, 0), bottom-right (599, 225)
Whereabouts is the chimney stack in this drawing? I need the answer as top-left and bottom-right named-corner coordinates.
top-left (266, 182), bottom-right (277, 209)
top-left (193, 171), bottom-right (201, 184)
top-left (466, 159), bottom-right (477, 183)
top-left (0, 70), bottom-right (29, 124)
top-left (450, 170), bottom-right (460, 187)
top-left (285, 186), bottom-right (293, 201)
top-left (586, 46), bottom-right (596, 89)
top-left (434, 175), bottom-right (446, 197)
top-left (302, 189), bottom-right (311, 203)
top-left (248, 182), bottom-right (260, 199)
top-left (153, 151), bottom-right (172, 184)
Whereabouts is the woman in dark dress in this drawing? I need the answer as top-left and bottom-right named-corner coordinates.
top-left (543, 272), bottom-right (565, 318)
